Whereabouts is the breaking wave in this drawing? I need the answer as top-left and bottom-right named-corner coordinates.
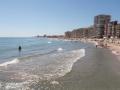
top-left (0, 49), bottom-right (85, 90)
top-left (0, 58), bottom-right (19, 67)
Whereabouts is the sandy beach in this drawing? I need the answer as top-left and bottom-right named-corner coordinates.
top-left (107, 43), bottom-right (120, 56)
top-left (68, 38), bottom-right (119, 55)
top-left (88, 38), bottom-right (120, 57)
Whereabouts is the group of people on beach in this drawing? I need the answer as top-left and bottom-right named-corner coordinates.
top-left (95, 40), bottom-right (108, 48)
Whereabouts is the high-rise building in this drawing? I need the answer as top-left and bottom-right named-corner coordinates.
top-left (94, 15), bottom-right (111, 38)
top-left (107, 21), bottom-right (117, 38)
top-left (107, 22), bottom-right (113, 38)
top-left (111, 21), bottom-right (118, 37)
top-left (116, 24), bottom-right (120, 38)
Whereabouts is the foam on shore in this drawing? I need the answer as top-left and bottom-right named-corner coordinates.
top-left (43, 49), bottom-right (85, 80)
top-left (112, 51), bottom-right (120, 56)
top-left (48, 41), bottom-right (52, 44)
top-left (57, 49), bottom-right (85, 77)
top-left (0, 58), bottom-right (19, 67)
top-left (0, 49), bottom-right (85, 89)
top-left (57, 48), bottom-right (63, 51)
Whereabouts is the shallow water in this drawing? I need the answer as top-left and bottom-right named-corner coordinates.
top-left (0, 38), bottom-right (87, 90)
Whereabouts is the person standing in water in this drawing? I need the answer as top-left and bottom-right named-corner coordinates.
top-left (18, 46), bottom-right (22, 56)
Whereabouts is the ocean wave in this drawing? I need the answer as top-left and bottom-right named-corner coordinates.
top-left (49, 49), bottom-right (85, 79)
top-left (0, 58), bottom-right (19, 67)
top-left (0, 49), bottom-right (85, 90)
top-left (30, 49), bottom-right (85, 80)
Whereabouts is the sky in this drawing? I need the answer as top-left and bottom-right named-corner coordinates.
top-left (0, 0), bottom-right (120, 37)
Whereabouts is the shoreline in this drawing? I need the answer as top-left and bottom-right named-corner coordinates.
top-left (57, 43), bottom-right (120, 89)
top-left (60, 37), bottom-right (120, 57)
top-left (33, 39), bottom-right (120, 89)
top-left (87, 38), bottom-right (120, 56)
top-left (47, 37), bottom-right (120, 62)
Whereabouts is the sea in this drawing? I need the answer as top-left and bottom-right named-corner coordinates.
top-left (0, 37), bottom-right (86, 90)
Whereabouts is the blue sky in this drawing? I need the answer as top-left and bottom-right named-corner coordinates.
top-left (0, 0), bottom-right (120, 37)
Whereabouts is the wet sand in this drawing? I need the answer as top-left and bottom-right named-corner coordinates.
top-left (107, 43), bottom-right (120, 56)
top-left (56, 46), bottom-right (120, 90)
top-left (30, 43), bottom-right (120, 90)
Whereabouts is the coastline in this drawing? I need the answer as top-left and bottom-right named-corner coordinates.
top-left (48, 37), bottom-right (120, 57)
top-left (31, 39), bottom-right (120, 90)
top-left (1, 37), bottom-right (118, 89)
top-left (87, 38), bottom-right (120, 56)
top-left (107, 43), bottom-right (120, 55)
top-left (56, 43), bottom-right (120, 90)
top-left (1, 37), bottom-right (120, 89)
top-left (0, 38), bottom-right (87, 90)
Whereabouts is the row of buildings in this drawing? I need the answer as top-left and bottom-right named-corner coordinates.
top-left (65, 14), bottom-right (120, 39)
top-left (65, 26), bottom-right (95, 38)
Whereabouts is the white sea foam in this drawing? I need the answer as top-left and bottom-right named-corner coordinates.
top-left (0, 72), bottom-right (39, 90)
top-left (0, 81), bottom-right (31, 90)
top-left (48, 41), bottom-right (52, 44)
top-left (43, 49), bottom-right (85, 80)
top-left (50, 81), bottom-right (59, 85)
top-left (112, 51), bottom-right (120, 55)
top-left (0, 58), bottom-right (19, 67)
top-left (0, 49), bottom-right (85, 89)
top-left (56, 49), bottom-right (85, 77)
top-left (57, 48), bottom-right (63, 51)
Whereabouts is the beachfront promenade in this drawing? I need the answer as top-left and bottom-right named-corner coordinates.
top-left (56, 44), bottom-right (120, 90)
